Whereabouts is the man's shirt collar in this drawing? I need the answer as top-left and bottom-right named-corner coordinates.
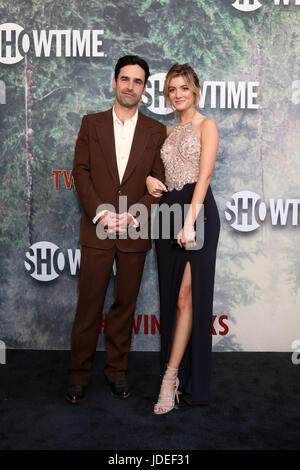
top-left (113, 105), bottom-right (138, 127)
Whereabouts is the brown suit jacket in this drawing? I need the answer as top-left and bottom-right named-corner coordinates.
top-left (73, 108), bottom-right (166, 252)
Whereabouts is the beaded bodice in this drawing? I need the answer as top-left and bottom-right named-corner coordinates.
top-left (161, 121), bottom-right (201, 191)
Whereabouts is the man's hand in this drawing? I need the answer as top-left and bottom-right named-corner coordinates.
top-left (117, 212), bottom-right (135, 231)
top-left (99, 211), bottom-right (133, 233)
top-left (99, 211), bottom-right (125, 234)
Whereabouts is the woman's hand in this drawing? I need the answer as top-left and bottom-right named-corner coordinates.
top-left (146, 176), bottom-right (168, 197)
top-left (177, 223), bottom-right (196, 249)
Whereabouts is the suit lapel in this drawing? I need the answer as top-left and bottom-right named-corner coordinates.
top-left (121, 112), bottom-right (151, 186)
top-left (95, 109), bottom-right (151, 187)
top-left (95, 109), bottom-right (120, 186)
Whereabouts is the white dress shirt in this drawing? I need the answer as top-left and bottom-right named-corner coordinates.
top-left (93, 106), bottom-right (139, 227)
top-left (112, 105), bottom-right (138, 183)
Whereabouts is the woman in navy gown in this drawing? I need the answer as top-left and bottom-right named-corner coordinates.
top-left (146, 63), bottom-right (220, 414)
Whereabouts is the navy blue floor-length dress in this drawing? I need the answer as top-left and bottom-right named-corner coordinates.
top-left (154, 120), bottom-right (220, 405)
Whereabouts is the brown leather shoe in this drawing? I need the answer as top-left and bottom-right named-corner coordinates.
top-left (109, 380), bottom-right (131, 399)
top-left (66, 384), bottom-right (86, 404)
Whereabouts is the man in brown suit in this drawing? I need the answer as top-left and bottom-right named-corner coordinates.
top-left (66, 55), bottom-right (166, 403)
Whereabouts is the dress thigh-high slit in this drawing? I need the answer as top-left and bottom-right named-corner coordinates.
top-left (155, 182), bottom-right (220, 405)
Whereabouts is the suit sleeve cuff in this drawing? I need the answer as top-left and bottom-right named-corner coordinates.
top-left (128, 213), bottom-right (140, 228)
top-left (93, 210), bottom-right (107, 225)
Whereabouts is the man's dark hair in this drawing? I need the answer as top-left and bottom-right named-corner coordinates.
top-left (114, 55), bottom-right (150, 84)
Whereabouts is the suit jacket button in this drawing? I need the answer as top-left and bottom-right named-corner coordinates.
top-left (118, 189), bottom-right (122, 195)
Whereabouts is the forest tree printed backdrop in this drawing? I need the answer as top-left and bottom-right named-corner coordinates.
top-left (0, 0), bottom-right (300, 351)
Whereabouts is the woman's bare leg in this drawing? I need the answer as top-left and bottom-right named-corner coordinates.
top-left (154, 262), bottom-right (193, 414)
top-left (168, 261), bottom-right (193, 368)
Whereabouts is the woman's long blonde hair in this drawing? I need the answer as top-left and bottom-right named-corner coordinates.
top-left (163, 63), bottom-right (201, 109)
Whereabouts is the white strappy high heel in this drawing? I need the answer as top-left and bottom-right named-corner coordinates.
top-left (153, 364), bottom-right (180, 415)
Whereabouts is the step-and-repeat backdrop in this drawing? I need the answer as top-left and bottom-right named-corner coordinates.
top-left (0, 0), bottom-right (300, 352)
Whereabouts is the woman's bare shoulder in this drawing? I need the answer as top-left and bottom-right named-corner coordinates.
top-left (193, 115), bottom-right (218, 141)
top-left (194, 115), bottom-right (218, 131)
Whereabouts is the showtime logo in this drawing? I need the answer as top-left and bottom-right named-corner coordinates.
top-left (24, 241), bottom-right (80, 281)
top-left (225, 191), bottom-right (300, 232)
top-left (232, 0), bottom-right (262, 11)
top-left (24, 241), bottom-right (117, 281)
top-left (142, 74), bottom-right (260, 114)
top-left (0, 23), bottom-right (104, 65)
top-left (142, 73), bottom-right (171, 115)
top-left (232, 0), bottom-right (300, 12)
